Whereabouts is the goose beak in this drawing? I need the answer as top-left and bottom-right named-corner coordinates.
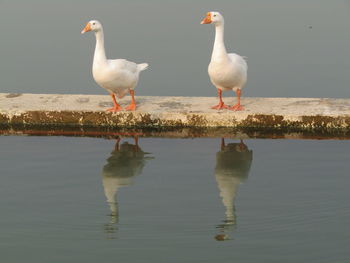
top-left (81, 22), bottom-right (91, 34)
top-left (201, 12), bottom-right (212, 24)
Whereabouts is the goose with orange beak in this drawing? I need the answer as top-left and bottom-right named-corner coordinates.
top-left (201, 12), bottom-right (247, 111)
top-left (81, 20), bottom-right (148, 112)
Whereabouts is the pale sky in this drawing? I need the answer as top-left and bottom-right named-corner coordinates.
top-left (0, 0), bottom-right (349, 98)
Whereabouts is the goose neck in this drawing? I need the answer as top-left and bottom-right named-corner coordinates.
top-left (211, 22), bottom-right (228, 61)
top-left (94, 29), bottom-right (107, 65)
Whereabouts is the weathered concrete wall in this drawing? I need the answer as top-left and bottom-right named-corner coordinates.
top-left (0, 93), bottom-right (349, 131)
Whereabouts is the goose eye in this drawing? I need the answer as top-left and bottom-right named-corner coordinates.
top-left (92, 23), bottom-right (96, 25)
top-left (213, 14), bottom-right (217, 17)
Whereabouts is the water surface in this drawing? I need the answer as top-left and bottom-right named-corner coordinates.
top-left (0, 136), bottom-right (349, 262)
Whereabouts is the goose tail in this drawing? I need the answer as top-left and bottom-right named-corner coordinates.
top-left (137, 63), bottom-right (149, 72)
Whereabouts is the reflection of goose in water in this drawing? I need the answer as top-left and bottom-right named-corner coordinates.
top-left (214, 138), bottom-right (253, 241)
top-left (101, 137), bottom-right (153, 236)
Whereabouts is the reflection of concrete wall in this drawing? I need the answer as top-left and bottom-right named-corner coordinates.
top-left (215, 140), bottom-right (252, 240)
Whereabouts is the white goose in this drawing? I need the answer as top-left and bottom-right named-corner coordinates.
top-left (81, 20), bottom-right (148, 112)
top-left (201, 12), bottom-right (247, 111)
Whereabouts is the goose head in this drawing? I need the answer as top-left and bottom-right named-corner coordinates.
top-left (81, 20), bottom-right (102, 34)
top-left (201, 11), bottom-right (224, 25)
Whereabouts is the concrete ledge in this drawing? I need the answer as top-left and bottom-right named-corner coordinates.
top-left (0, 93), bottom-right (349, 131)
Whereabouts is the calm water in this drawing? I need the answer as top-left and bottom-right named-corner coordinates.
top-left (0, 136), bottom-right (349, 262)
top-left (0, 0), bottom-right (350, 98)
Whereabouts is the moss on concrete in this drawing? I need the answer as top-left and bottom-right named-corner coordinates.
top-left (240, 114), bottom-right (287, 128)
top-left (1, 110), bottom-right (349, 131)
top-left (186, 114), bottom-right (208, 127)
top-left (301, 115), bottom-right (350, 129)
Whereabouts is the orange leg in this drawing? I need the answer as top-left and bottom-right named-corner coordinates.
top-left (114, 137), bottom-right (121, 152)
top-left (107, 94), bottom-right (123, 112)
top-left (221, 138), bottom-right (225, 151)
top-left (238, 139), bottom-right (247, 151)
top-left (134, 136), bottom-right (139, 147)
top-left (229, 89), bottom-right (244, 111)
top-left (125, 90), bottom-right (136, 111)
top-left (133, 136), bottom-right (139, 152)
top-left (211, 89), bottom-right (229, 110)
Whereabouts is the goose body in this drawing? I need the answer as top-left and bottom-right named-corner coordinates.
top-left (82, 20), bottom-right (148, 111)
top-left (208, 53), bottom-right (247, 92)
top-left (93, 59), bottom-right (148, 99)
top-left (201, 12), bottom-right (247, 111)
